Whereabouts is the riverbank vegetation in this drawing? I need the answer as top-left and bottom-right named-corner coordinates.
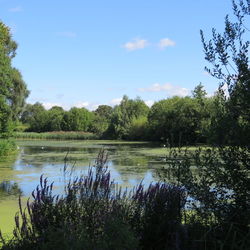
top-left (14, 131), bottom-right (97, 140)
top-left (0, 140), bottom-right (16, 159)
top-left (0, 0), bottom-right (249, 249)
top-left (0, 147), bottom-right (249, 250)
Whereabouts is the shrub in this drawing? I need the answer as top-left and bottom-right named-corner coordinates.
top-left (164, 146), bottom-right (250, 249)
top-left (130, 182), bottom-right (186, 249)
top-left (0, 140), bottom-right (16, 157)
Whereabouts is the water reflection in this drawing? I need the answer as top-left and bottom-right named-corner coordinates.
top-left (1, 141), bottom-right (167, 197)
top-left (0, 181), bottom-right (22, 199)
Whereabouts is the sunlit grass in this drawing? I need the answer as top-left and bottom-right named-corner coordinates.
top-left (14, 131), bottom-right (98, 140)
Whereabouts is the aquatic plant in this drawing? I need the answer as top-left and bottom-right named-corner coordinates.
top-left (0, 149), bottom-right (185, 249)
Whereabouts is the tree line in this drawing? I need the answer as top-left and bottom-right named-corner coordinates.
top-left (1, 0), bottom-right (249, 147)
top-left (19, 83), bottom-right (249, 146)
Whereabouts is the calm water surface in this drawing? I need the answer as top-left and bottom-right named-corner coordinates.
top-left (0, 140), bottom-right (169, 234)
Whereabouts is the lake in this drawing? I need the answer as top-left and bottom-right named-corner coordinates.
top-left (0, 139), bottom-right (169, 236)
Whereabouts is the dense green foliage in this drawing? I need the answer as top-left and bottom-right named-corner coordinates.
top-left (200, 0), bottom-right (250, 145)
top-left (19, 83), bottom-right (249, 145)
top-left (0, 22), bottom-right (29, 138)
top-left (0, 140), bottom-right (16, 158)
top-left (148, 96), bottom-right (200, 144)
top-left (108, 96), bottom-right (149, 140)
top-left (163, 146), bottom-right (250, 249)
top-left (21, 104), bottom-right (94, 133)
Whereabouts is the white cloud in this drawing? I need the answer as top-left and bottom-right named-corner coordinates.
top-left (89, 104), bottom-right (99, 111)
top-left (158, 38), bottom-right (175, 49)
top-left (42, 102), bottom-right (63, 110)
top-left (9, 6), bottom-right (22, 12)
top-left (145, 100), bottom-right (155, 107)
top-left (109, 98), bottom-right (122, 106)
top-left (122, 38), bottom-right (149, 51)
top-left (74, 101), bottom-right (89, 108)
top-left (138, 83), bottom-right (189, 97)
top-left (57, 31), bottom-right (76, 38)
top-left (75, 102), bottom-right (101, 111)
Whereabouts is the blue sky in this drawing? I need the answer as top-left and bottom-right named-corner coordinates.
top-left (0, 0), bottom-right (234, 110)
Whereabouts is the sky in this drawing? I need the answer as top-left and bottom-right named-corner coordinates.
top-left (0, 0), bottom-right (235, 110)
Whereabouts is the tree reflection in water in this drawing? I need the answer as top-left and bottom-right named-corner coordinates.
top-left (0, 181), bottom-right (22, 199)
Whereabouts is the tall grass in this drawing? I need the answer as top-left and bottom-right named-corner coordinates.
top-left (14, 131), bottom-right (98, 140)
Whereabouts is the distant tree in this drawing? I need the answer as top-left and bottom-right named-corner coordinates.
top-left (91, 105), bottom-right (113, 136)
top-left (148, 97), bottom-right (200, 145)
top-left (191, 84), bottom-right (211, 142)
top-left (206, 90), bottom-right (229, 144)
top-left (21, 103), bottom-right (48, 132)
top-left (9, 68), bottom-right (29, 120)
top-left (127, 115), bottom-right (148, 140)
top-left (109, 96), bottom-right (149, 139)
top-left (192, 83), bottom-right (207, 103)
top-left (95, 105), bottom-right (113, 119)
top-left (47, 106), bottom-right (65, 131)
top-left (62, 107), bottom-right (93, 131)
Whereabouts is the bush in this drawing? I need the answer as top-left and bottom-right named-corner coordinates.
top-left (0, 140), bottom-right (16, 157)
top-left (130, 183), bottom-right (186, 249)
top-left (164, 146), bottom-right (250, 249)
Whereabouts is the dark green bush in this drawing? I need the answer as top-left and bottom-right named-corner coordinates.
top-left (0, 139), bottom-right (16, 157)
top-left (164, 146), bottom-right (250, 249)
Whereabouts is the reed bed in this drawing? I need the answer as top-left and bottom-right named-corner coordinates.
top-left (14, 131), bottom-right (98, 140)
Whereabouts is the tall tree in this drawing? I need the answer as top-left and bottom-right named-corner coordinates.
top-left (192, 83), bottom-right (207, 102)
top-left (21, 103), bottom-right (48, 132)
top-left (148, 97), bottom-right (200, 145)
top-left (91, 105), bottom-right (113, 136)
top-left (62, 107), bottom-right (93, 131)
top-left (0, 21), bottom-right (28, 136)
top-left (200, 0), bottom-right (250, 145)
top-left (109, 96), bottom-right (149, 139)
top-left (9, 68), bottom-right (29, 120)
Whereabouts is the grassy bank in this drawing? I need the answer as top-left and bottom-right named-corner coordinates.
top-left (14, 131), bottom-right (98, 140)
